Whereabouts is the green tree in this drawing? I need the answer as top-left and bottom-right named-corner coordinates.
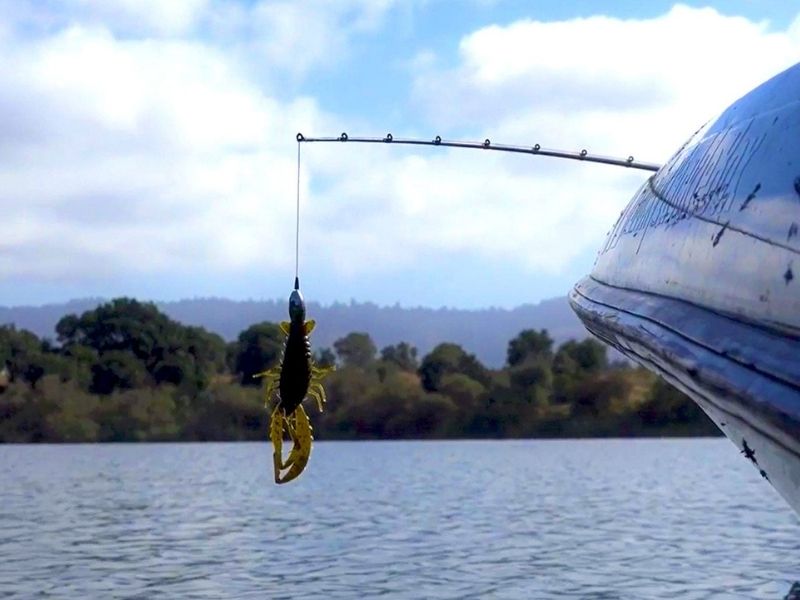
top-left (380, 342), bottom-right (418, 372)
top-left (637, 377), bottom-right (716, 433)
top-left (315, 347), bottom-right (337, 368)
top-left (87, 386), bottom-right (183, 442)
top-left (334, 332), bottom-right (377, 369)
top-left (152, 352), bottom-right (197, 390)
top-left (90, 350), bottom-right (149, 395)
top-left (508, 356), bottom-right (553, 410)
top-left (418, 343), bottom-right (490, 392)
top-left (0, 382), bottom-right (56, 442)
top-left (438, 372), bottom-right (488, 436)
top-left (439, 373), bottom-right (485, 407)
top-left (60, 344), bottom-right (97, 391)
top-left (555, 339), bottom-right (608, 374)
top-left (507, 329), bottom-right (553, 367)
top-left (38, 377), bottom-right (100, 442)
top-left (230, 322), bottom-right (284, 386)
top-left (56, 299), bottom-right (167, 360)
top-left (572, 371), bottom-right (633, 418)
top-left (552, 339), bottom-right (609, 404)
top-left (332, 369), bottom-right (455, 439)
top-left (57, 298), bottom-right (224, 391)
top-left (183, 326), bottom-right (227, 376)
top-left (187, 383), bottom-right (267, 441)
top-left (0, 325), bottom-right (50, 388)
top-left (316, 365), bottom-right (381, 438)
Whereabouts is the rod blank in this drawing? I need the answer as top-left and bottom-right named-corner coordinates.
top-left (296, 133), bottom-right (661, 172)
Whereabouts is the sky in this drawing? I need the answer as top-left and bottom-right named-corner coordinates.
top-left (1, 1), bottom-right (799, 309)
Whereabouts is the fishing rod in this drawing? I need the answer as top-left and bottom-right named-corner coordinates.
top-left (296, 132), bottom-right (661, 172)
top-left (277, 131), bottom-right (659, 485)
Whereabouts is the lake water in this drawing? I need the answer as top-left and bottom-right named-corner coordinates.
top-left (0, 440), bottom-right (798, 599)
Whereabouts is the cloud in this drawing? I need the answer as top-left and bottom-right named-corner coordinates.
top-left (306, 6), bottom-right (800, 277)
top-left (75, 0), bottom-right (210, 36)
top-left (413, 6), bottom-right (800, 156)
top-left (0, 22), bottom-right (329, 284)
top-left (243, 0), bottom-right (398, 77)
top-left (1, 3), bottom-right (799, 305)
top-left (0, 0), bottom-right (399, 77)
top-left (0, 0), bottom-right (209, 38)
top-left (371, 4), bottom-right (800, 278)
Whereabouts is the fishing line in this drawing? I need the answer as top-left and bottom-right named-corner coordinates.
top-left (295, 139), bottom-right (301, 290)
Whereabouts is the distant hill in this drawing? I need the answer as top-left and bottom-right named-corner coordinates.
top-left (0, 296), bottom-right (589, 367)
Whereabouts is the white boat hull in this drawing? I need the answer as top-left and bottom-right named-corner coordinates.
top-left (570, 63), bottom-right (800, 514)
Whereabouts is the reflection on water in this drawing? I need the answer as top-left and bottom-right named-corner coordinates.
top-left (0, 440), bottom-right (798, 599)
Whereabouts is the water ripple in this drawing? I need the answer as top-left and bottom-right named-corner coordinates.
top-left (0, 440), bottom-right (798, 598)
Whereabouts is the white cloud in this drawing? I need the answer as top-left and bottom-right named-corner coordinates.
top-left (413, 5), bottom-right (800, 156)
top-left (376, 4), bottom-right (800, 273)
top-left (0, 0), bottom-right (399, 77)
top-left (0, 23), bottom-right (330, 283)
top-left (241, 0), bottom-right (398, 78)
top-left (0, 0), bottom-right (209, 39)
top-left (301, 142), bottom-right (643, 278)
top-left (75, 0), bottom-right (210, 36)
top-left (1, 4), bottom-right (799, 302)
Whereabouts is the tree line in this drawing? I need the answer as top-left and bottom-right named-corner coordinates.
top-left (0, 298), bottom-right (719, 443)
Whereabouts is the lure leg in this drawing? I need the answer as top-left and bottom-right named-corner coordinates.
top-left (312, 365), bottom-right (335, 378)
top-left (308, 385), bottom-right (326, 413)
top-left (256, 366), bottom-right (281, 406)
top-left (308, 366), bottom-right (332, 413)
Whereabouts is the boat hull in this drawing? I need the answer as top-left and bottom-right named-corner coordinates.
top-left (570, 63), bottom-right (800, 514)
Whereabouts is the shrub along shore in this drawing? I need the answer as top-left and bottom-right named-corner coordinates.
top-left (0, 298), bottom-right (719, 443)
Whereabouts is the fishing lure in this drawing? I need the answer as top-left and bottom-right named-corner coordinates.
top-left (258, 140), bottom-right (333, 484)
top-left (258, 279), bottom-right (332, 484)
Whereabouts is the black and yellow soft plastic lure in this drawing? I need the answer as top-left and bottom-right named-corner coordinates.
top-left (258, 279), bottom-right (333, 484)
